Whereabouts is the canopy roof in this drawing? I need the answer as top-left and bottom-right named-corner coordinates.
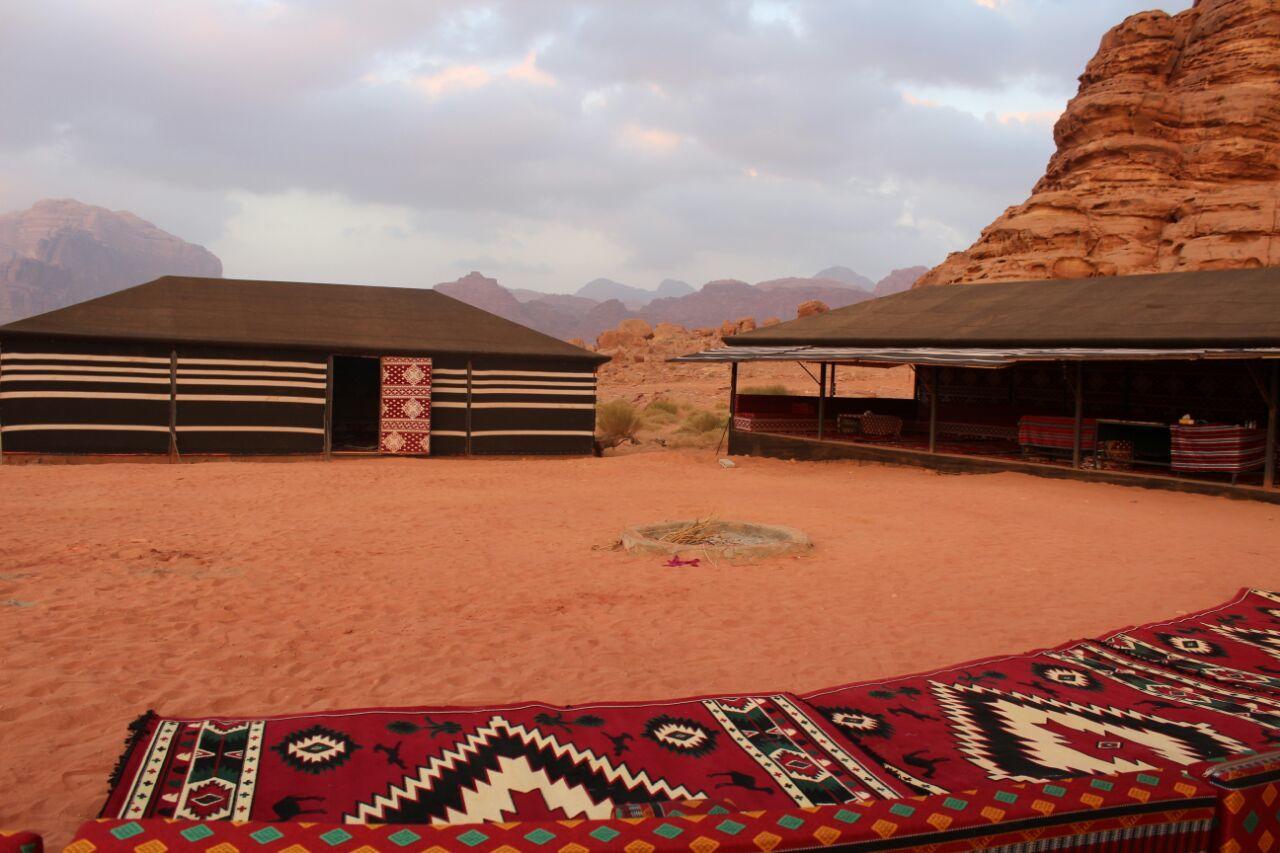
top-left (671, 345), bottom-right (1280, 368)
top-left (727, 268), bottom-right (1280, 350)
top-left (0, 276), bottom-right (607, 363)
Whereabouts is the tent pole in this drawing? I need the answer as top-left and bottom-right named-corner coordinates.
top-left (928, 366), bottom-right (938, 454)
top-left (323, 355), bottom-right (333, 460)
top-left (1266, 362), bottom-right (1278, 489)
top-left (817, 363), bottom-right (827, 440)
top-left (465, 359), bottom-right (473, 456)
top-left (1072, 361), bottom-right (1083, 469)
top-left (829, 364), bottom-right (837, 397)
top-left (168, 349), bottom-right (178, 463)
top-left (729, 361), bottom-right (738, 417)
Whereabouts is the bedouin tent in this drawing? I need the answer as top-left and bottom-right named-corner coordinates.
top-left (0, 276), bottom-right (608, 458)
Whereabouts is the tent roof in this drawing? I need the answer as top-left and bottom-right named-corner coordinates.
top-left (727, 268), bottom-right (1280, 349)
top-left (0, 276), bottom-right (607, 363)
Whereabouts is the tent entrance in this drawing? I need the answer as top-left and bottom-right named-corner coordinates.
top-left (330, 355), bottom-right (381, 451)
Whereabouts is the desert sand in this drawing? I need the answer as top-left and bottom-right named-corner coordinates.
top-left (3, 450), bottom-right (1280, 845)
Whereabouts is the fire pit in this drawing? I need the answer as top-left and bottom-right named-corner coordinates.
top-left (621, 518), bottom-right (812, 560)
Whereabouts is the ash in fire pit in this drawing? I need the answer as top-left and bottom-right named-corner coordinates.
top-left (621, 518), bottom-right (811, 560)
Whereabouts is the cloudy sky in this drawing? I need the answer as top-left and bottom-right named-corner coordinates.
top-left (1, 0), bottom-right (1189, 293)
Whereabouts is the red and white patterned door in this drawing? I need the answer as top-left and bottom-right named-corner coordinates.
top-left (379, 357), bottom-right (431, 454)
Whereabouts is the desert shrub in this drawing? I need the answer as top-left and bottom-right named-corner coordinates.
top-left (645, 398), bottom-right (680, 415)
top-left (596, 399), bottom-right (644, 449)
top-left (740, 384), bottom-right (789, 395)
top-left (680, 409), bottom-right (728, 434)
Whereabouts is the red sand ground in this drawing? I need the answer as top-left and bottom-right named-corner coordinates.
top-left (3, 451), bottom-right (1279, 845)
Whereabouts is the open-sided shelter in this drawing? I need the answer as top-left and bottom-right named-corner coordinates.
top-left (673, 268), bottom-right (1280, 500)
top-left (0, 276), bottom-right (607, 458)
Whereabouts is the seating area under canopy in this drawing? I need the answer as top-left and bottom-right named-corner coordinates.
top-left (672, 269), bottom-right (1280, 499)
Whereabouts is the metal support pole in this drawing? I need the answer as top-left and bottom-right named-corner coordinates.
top-left (829, 364), bottom-right (837, 397)
top-left (323, 355), bottom-right (334, 459)
top-left (729, 362), bottom-right (739, 418)
top-left (928, 366), bottom-right (938, 454)
top-left (817, 363), bottom-right (827, 440)
top-left (1072, 361), bottom-right (1084, 470)
top-left (1266, 362), bottom-right (1278, 489)
top-left (465, 359), bottom-right (474, 456)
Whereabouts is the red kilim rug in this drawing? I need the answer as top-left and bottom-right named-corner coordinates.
top-left (101, 694), bottom-right (909, 826)
top-left (99, 589), bottom-right (1280, 833)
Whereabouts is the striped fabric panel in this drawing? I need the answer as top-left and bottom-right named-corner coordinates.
top-left (0, 346), bottom-right (172, 453)
top-left (451, 360), bottom-right (597, 455)
top-left (174, 350), bottom-right (327, 454)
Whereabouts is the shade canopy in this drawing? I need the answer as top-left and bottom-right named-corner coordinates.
top-left (670, 345), bottom-right (1280, 368)
top-left (0, 276), bottom-right (607, 363)
top-left (726, 268), bottom-right (1280, 350)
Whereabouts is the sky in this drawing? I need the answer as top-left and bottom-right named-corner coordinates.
top-left (0, 0), bottom-right (1191, 294)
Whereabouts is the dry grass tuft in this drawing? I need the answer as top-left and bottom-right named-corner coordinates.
top-left (596, 399), bottom-right (645, 450)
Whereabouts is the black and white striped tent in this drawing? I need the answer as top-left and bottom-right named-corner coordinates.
top-left (0, 276), bottom-right (607, 458)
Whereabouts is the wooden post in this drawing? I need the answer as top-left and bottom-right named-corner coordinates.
top-left (168, 349), bottom-right (178, 463)
top-left (829, 365), bottom-right (837, 397)
top-left (1072, 361), bottom-right (1084, 469)
top-left (323, 355), bottom-right (334, 459)
top-left (928, 366), bottom-right (938, 454)
top-left (465, 359), bottom-right (474, 456)
top-left (817, 363), bottom-right (827, 440)
top-left (729, 361), bottom-right (739, 417)
top-left (1266, 362), bottom-right (1278, 489)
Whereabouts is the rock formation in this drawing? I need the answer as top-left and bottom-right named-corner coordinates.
top-left (919, 0), bottom-right (1280, 286)
top-left (0, 198), bottom-right (222, 323)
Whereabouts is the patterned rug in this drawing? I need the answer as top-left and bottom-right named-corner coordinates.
top-left (101, 694), bottom-right (910, 826)
top-left (100, 589), bottom-right (1280, 829)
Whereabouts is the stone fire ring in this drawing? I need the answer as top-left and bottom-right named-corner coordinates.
top-left (621, 520), bottom-right (812, 560)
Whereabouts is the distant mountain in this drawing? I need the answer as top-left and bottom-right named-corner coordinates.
top-left (0, 198), bottom-right (222, 324)
top-left (574, 278), bottom-right (653, 308)
top-left (873, 266), bottom-right (929, 298)
top-left (813, 265), bottom-right (875, 290)
top-left (656, 278), bottom-right (694, 298)
top-left (437, 266), bottom-right (920, 343)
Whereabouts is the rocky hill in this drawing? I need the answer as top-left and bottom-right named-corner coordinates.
top-left (0, 199), bottom-right (222, 323)
top-left (920, 0), bottom-right (1280, 286)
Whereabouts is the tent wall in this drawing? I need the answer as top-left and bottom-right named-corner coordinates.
top-left (447, 357), bottom-right (596, 455)
top-left (174, 345), bottom-right (326, 454)
top-left (0, 337), bottom-right (172, 453)
top-left (424, 356), bottom-right (468, 456)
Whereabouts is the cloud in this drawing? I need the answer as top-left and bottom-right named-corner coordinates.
top-left (0, 0), bottom-right (1194, 291)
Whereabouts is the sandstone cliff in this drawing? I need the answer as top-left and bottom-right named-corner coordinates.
top-left (0, 199), bottom-right (222, 323)
top-left (919, 0), bottom-right (1280, 286)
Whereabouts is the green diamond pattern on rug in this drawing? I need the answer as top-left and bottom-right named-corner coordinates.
top-left (943, 797), bottom-right (968, 811)
top-left (653, 823), bottom-right (684, 839)
top-left (1043, 784), bottom-right (1067, 797)
top-left (833, 809), bottom-right (861, 824)
top-left (994, 790), bottom-right (1018, 804)
top-left (180, 825), bottom-right (216, 842)
top-left (589, 826), bottom-right (620, 843)
top-left (889, 803), bottom-right (916, 817)
top-left (777, 815), bottom-right (804, 830)
top-left (1244, 811), bottom-right (1261, 833)
top-left (249, 826), bottom-right (284, 844)
top-left (319, 828), bottom-right (353, 846)
top-left (524, 828), bottom-right (557, 845)
top-left (456, 829), bottom-right (490, 846)
top-left (1136, 774), bottom-right (1161, 786)
top-left (1091, 779), bottom-right (1115, 791)
top-left (708, 805), bottom-right (730, 815)
top-left (110, 823), bottom-right (144, 840)
top-left (388, 828), bottom-right (422, 847)
top-left (716, 820), bottom-right (746, 836)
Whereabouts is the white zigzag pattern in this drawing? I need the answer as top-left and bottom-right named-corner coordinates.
top-left (345, 715), bottom-right (702, 825)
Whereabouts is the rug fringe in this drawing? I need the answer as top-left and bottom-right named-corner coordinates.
top-left (100, 709), bottom-right (157, 817)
